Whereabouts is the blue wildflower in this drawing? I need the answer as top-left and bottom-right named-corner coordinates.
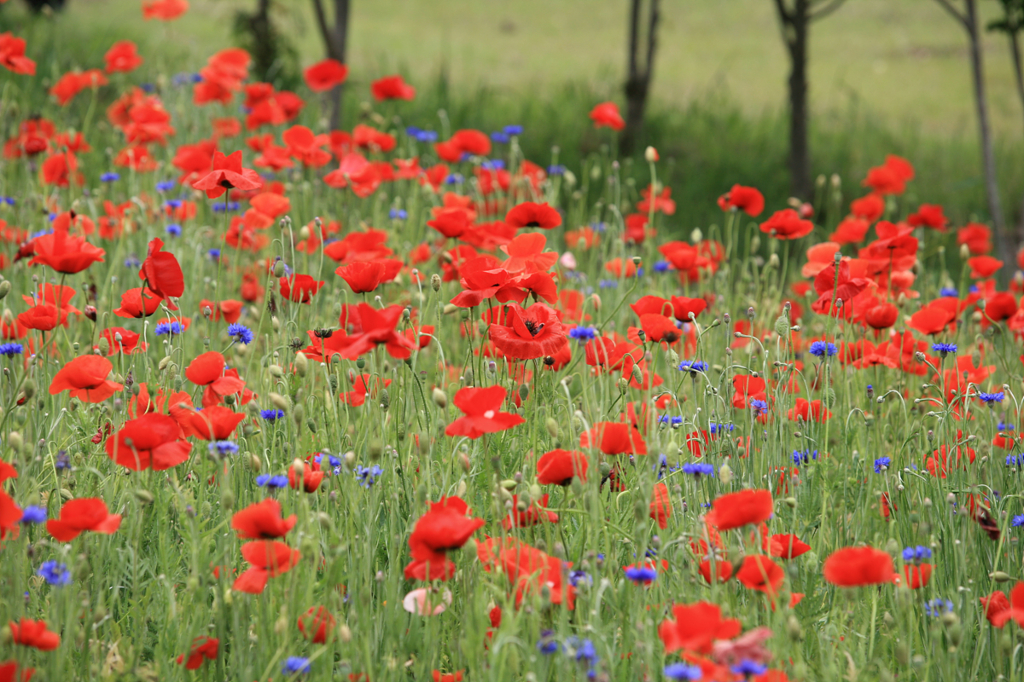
top-left (939, 287), bottom-right (958, 297)
top-left (444, 173), bottom-right (464, 185)
top-left (548, 164), bottom-right (566, 175)
top-left (792, 449), bottom-right (818, 465)
top-left (281, 657), bottom-right (310, 675)
top-left (256, 474), bottom-right (289, 488)
top-left (624, 565), bottom-right (657, 584)
top-left (415, 130), bottom-right (437, 143)
top-left (490, 132), bottom-right (510, 144)
top-left (165, 199), bottom-right (183, 210)
top-left (154, 321), bottom-right (185, 336)
top-left (389, 208), bottom-right (407, 220)
top-left (208, 248), bottom-right (221, 261)
top-left (208, 441), bottom-right (238, 457)
top-left (55, 451), bottom-right (71, 471)
top-left (568, 326), bottom-right (597, 342)
top-left (504, 125), bottom-right (524, 136)
top-left (999, 421), bottom-right (1015, 431)
top-left (709, 422), bottom-right (734, 435)
top-left (537, 630), bottom-right (560, 654)
top-left (124, 255), bottom-right (141, 269)
top-left (663, 663), bottom-right (703, 680)
top-left (808, 341), bottom-right (837, 357)
top-left (212, 201), bottom-right (241, 213)
top-left (261, 409), bottom-right (285, 422)
top-left (100, 172), bottom-right (120, 183)
top-left (355, 465), bottom-right (383, 488)
top-left (591, 221), bottom-right (607, 233)
top-left (165, 223), bottom-right (182, 237)
top-left (682, 462), bottom-right (714, 477)
top-left (653, 260), bottom-right (671, 273)
top-left (0, 343), bottom-right (23, 356)
top-left (732, 660), bottom-right (768, 677)
top-left (570, 638), bottom-right (598, 664)
top-left (902, 546), bottom-right (932, 563)
top-left (20, 506), bottom-right (46, 524)
top-left (873, 456), bottom-right (891, 473)
top-left (156, 180), bottom-right (176, 192)
top-left (750, 399), bottom-right (768, 416)
top-left (598, 279), bottom-right (618, 289)
top-left (568, 569), bottom-right (591, 587)
top-left (924, 598), bottom-right (953, 617)
top-left (978, 392), bottom-right (1005, 404)
top-left (37, 560), bottom-right (71, 586)
top-left (658, 415), bottom-right (683, 426)
top-left (677, 360), bottom-right (708, 373)
top-left (931, 343), bottom-right (957, 355)
top-left (1012, 514), bottom-right (1024, 528)
top-left (1, 197), bottom-right (14, 206)
top-left (227, 323), bottom-right (253, 345)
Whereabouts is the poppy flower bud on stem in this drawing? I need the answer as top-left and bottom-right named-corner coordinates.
top-left (84, 304), bottom-right (96, 321)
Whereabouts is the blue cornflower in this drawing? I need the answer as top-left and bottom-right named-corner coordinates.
top-left (156, 180), bottom-right (176, 192)
top-left (570, 638), bottom-right (598, 664)
top-left (389, 208), bottom-right (407, 220)
top-left (874, 456), bottom-right (891, 473)
top-left (100, 172), bottom-right (120, 183)
top-left (653, 260), bottom-right (671, 273)
top-left (1, 197), bottom-right (14, 206)
top-left (732, 660), bottom-right (768, 677)
top-left (165, 199), bottom-right (183, 210)
top-left (808, 341), bottom-right (837, 357)
top-left (939, 287), bottom-right (958, 298)
top-left (490, 132), bottom-right (510, 144)
top-left (1012, 514), bottom-right (1024, 528)
top-left (568, 326), bottom-right (597, 342)
top-left (37, 560), bottom-right (71, 586)
top-left (568, 569), bottom-right (591, 587)
top-left (124, 255), bottom-right (141, 269)
top-left (256, 474), bottom-right (289, 488)
top-left (902, 546), bottom-right (932, 563)
top-left (481, 159), bottom-right (505, 170)
top-left (677, 360), bottom-right (708, 374)
top-left (405, 125), bottom-right (422, 137)
top-left (355, 465), bottom-right (383, 488)
top-left (281, 657), bottom-right (311, 675)
top-left (415, 130), bottom-right (438, 143)
top-left (547, 164), bottom-right (566, 175)
top-left (165, 223), bottom-right (182, 237)
top-left (212, 201), bottom-right (241, 213)
top-left (709, 422), bottom-right (734, 435)
top-left (663, 663), bottom-right (703, 680)
top-left (792, 449), bottom-right (818, 465)
top-left (682, 462), bottom-right (714, 477)
top-left (315, 453), bottom-right (342, 469)
top-left (624, 565), bottom-right (657, 584)
top-left (261, 409), bottom-right (285, 422)
top-left (55, 451), bottom-right (71, 471)
top-left (1006, 454), bottom-right (1023, 467)
top-left (931, 343), bottom-right (957, 355)
top-left (924, 598), bottom-right (953, 617)
top-left (537, 630), bottom-right (560, 654)
top-left (154, 321), bottom-right (185, 336)
top-left (208, 248), bottom-right (221, 261)
top-left (445, 173), bottom-right (464, 185)
top-left (0, 343), bottom-right (23, 356)
top-left (591, 221), bottom-right (607, 233)
top-left (979, 392), bottom-right (1005, 404)
top-left (999, 421), bottom-right (1015, 431)
top-left (750, 399), bottom-right (768, 416)
top-left (658, 415), bottom-right (683, 426)
top-left (228, 323), bottom-right (253, 345)
top-left (598, 279), bottom-right (618, 289)
top-left (20, 506), bottom-right (46, 524)
top-left (208, 441), bottom-right (238, 457)
top-left (504, 125), bottom-right (524, 136)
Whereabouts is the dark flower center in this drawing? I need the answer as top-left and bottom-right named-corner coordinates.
top-left (523, 319), bottom-right (545, 337)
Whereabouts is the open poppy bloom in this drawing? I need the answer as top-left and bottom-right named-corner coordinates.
top-left (105, 40), bottom-right (143, 74)
top-left (297, 606), bottom-right (336, 644)
top-left (47, 498), bottom-right (122, 541)
top-left (580, 421), bottom-right (647, 455)
top-left (0, 33), bottom-right (36, 76)
top-left (589, 101), bottom-right (624, 130)
top-left (175, 405), bottom-right (246, 441)
top-left (192, 150), bottom-right (263, 199)
top-left (658, 601), bottom-right (741, 654)
top-left (735, 554), bottom-right (785, 596)
top-left (502, 494), bottom-right (559, 529)
top-left (372, 74), bottom-right (416, 101)
top-left (488, 302), bottom-right (567, 360)
top-left (335, 260), bottom-right (402, 293)
top-left (404, 496), bottom-right (485, 581)
top-left (536, 449), bottom-right (588, 485)
top-left (29, 213), bottom-right (106, 274)
top-left (8, 619), bottom-right (60, 651)
top-left (445, 385), bottom-right (524, 439)
top-left (233, 540), bottom-right (301, 593)
top-left (649, 482), bottom-right (672, 529)
top-left (279, 274), bottom-right (325, 303)
top-left (760, 209), bottom-right (813, 240)
top-left (49, 355), bottom-right (123, 403)
top-left (505, 202), bottom-right (562, 229)
top-left (304, 58), bottom-right (348, 92)
top-left (231, 499), bottom-right (297, 539)
top-left (140, 238), bottom-right (184, 299)
top-left (105, 413), bottom-right (193, 471)
top-left (717, 184), bottom-right (764, 217)
top-left (478, 536), bottom-right (576, 609)
top-left (708, 489), bottom-right (773, 531)
top-left (177, 636), bottom-right (218, 670)
top-left (333, 303), bottom-right (418, 360)
top-left (143, 0), bottom-right (189, 20)
top-left (288, 460), bottom-right (324, 493)
top-left (822, 546), bottom-right (893, 586)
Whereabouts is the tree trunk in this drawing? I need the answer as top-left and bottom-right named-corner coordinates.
top-left (620, 0), bottom-right (660, 155)
top-left (312, 0), bottom-right (351, 129)
top-left (787, 0), bottom-right (811, 199)
top-left (1008, 29), bottom-right (1024, 241)
top-left (965, 0), bottom-right (1007, 239)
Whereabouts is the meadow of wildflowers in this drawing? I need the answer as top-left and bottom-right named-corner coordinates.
top-left (1, 4), bottom-right (1024, 682)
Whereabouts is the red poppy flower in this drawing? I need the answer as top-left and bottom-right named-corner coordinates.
top-left (649, 482), bottom-right (672, 529)
top-left (335, 260), bottom-right (402, 293)
top-left (405, 496), bottom-right (484, 580)
top-left (787, 398), bottom-right (831, 423)
top-left (297, 606), bottom-right (336, 644)
top-left (0, 33), bottom-right (36, 76)
top-left (502, 494), bottom-right (559, 529)
top-left (445, 385), bottom-right (525, 439)
top-left (288, 460), bottom-right (324, 493)
top-left (760, 209), bottom-right (813, 240)
top-left (907, 204), bottom-right (947, 231)
top-left (735, 554), bottom-right (785, 595)
top-left (505, 202), bottom-right (562, 229)
top-left (958, 223), bottom-right (992, 254)
top-left (139, 237), bottom-right (184, 299)
top-left (768, 534), bottom-right (810, 559)
top-left (233, 540), bottom-right (300, 593)
top-left (279, 274), bottom-right (324, 303)
top-left (0, 490), bottom-right (21, 541)
top-left (671, 296), bottom-right (707, 322)
top-left (185, 352), bottom-right (248, 406)
top-left (479, 537), bottom-right (576, 609)
top-left (863, 155), bottom-right (914, 195)
top-left (47, 497), bottom-right (122, 541)
top-left (304, 58), bottom-right (348, 92)
top-left (968, 256), bottom-right (1003, 279)
top-left (199, 299), bottom-right (244, 324)
top-left (708, 489), bottom-right (773, 531)
top-left (434, 129), bottom-right (491, 162)
top-left (49, 355), bottom-right (123, 403)
top-left (176, 636), bottom-right (218, 670)
top-left (698, 557), bottom-right (733, 584)
top-left (717, 184), bottom-right (764, 217)
top-left (432, 671), bottom-right (464, 682)
top-left (104, 40), bottom-right (143, 74)
top-left (332, 303), bottom-right (417, 360)
top-left (372, 74), bottom-right (416, 100)
top-left (143, 0), bottom-right (189, 20)
top-left (985, 292), bottom-right (1018, 322)
top-left (8, 619), bottom-right (60, 651)
top-left (192, 150), bottom-right (263, 200)
top-left (822, 546), bottom-right (893, 586)
top-left (580, 421), bottom-right (647, 455)
top-left (488, 302), bottom-right (567, 360)
top-left (536, 449), bottom-right (589, 485)
top-left (638, 185), bottom-right (676, 215)
top-left (28, 214), bottom-right (105, 274)
top-left (231, 499), bottom-right (297, 539)
top-left (174, 405), bottom-right (245, 441)
top-left (589, 102), bottom-right (624, 130)
top-left (0, 659), bottom-right (34, 682)
top-left (50, 69), bottom-right (108, 106)
top-left (105, 413), bottom-right (192, 471)
top-left (658, 601), bottom-right (742, 654)
top-left (865, 302), bottom-right (898, 330)
top-left (901, 564), bottom-right (933, 589)
top-left (98, 327), bottom-right (145, 355)
top-left (907, 299), bottom-right (958, 336)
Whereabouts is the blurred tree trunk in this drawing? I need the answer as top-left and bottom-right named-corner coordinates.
top-left (621, 0), bottom-right (660, 155)
top-left (934, 0), bottom-right (1007, 242)
top-left (771, 0), bottom-right (845, 200)
top-left (989, 0), bottom-right (1024, 244)
top-left (312, 0), bottom-right (351, 129)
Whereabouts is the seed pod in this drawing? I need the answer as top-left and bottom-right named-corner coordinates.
top-left (294, 352), bottom-right (308, 377)
top-left (431, 387), bottom-right (448, 409)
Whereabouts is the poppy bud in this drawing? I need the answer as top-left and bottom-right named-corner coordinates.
top-left (21, 380), bottom-right (35, 400)
top-left (8, 431), bottom-right (22, 452)
top-left (431, 388), bottom-right (447, 409)
top-left (273, 260), bottom-right (285, 277)
top-left (269, 392), bottom-right (289, 410)
top-left (248, 453), bottom-right (261, 472)
top-left (786, 614), bottom-right (803, 641)
top-left (518, 384), bottom-right (529, 402)
top-left (84, 304), bottom-right (97, 321)
top-left (719, 463), bottom-right (733, 484)
top-left (269, 365), bottom-right (284, 378)
top-left (463, 368), bottom-right (474, 385)
top-left (545, 418), bottom-right (558, 439)
top-left (430, 274), bottom-right (442, 292)
top-left (134, 488), bottom-right (154, 505)
top-left (356, 357), bottom-right (366, 370)
top-left (379, 389), bottom-right (390, 411)
top-left (294, 352), bottom-right (308, 377)
top-left (590, 293), bottom-right (601, 311)
top-left (990, 570), bottom-right (1012, 582)
top-left (0, 281), bottom-right (9, 300)
top-left (221, 490), bottom-right (235, 511)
